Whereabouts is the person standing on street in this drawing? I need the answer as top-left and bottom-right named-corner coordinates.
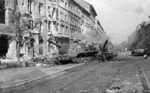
top-left (144, 48), bottom-right (148, 59)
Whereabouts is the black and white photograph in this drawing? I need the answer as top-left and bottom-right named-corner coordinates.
top-left (0, 0), bottom-right (150, 93)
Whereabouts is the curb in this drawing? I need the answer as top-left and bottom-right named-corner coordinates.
top-left (0, 63), bottom-right (84, 93)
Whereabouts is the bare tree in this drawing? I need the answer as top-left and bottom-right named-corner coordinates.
top-left (13, 7), bottom-right (43, 63)
top-left (13, 8), bottom-right (33, 63)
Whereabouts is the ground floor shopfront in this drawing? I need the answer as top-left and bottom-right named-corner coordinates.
top-left (0, 25), bottom-right (16, 59)
top-left (0, 24), bottom-right (59, 62)
top-left (0, 24), bottom-right (83, 62)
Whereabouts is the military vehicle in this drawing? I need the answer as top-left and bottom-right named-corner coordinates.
top-left (47, 34), bottom-right (117, 63)
top-left (98, 39), bottom-right (118, 61)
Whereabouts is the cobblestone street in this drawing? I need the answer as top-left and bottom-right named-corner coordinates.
top-left (1, 55), bottom-right (148, 93)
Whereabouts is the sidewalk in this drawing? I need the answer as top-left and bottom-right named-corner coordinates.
top-left (0, 63), bottom-right (84, 89)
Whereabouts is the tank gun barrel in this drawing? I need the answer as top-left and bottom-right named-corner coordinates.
top-left (102, 39), bottom-right (109, 52)
top-left (48, 40), bottom-right (61, 48)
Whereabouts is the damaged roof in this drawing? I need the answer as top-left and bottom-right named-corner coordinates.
top-left (74, 0), bottom-right (97, 16)
top-left (74, 0), bottom-right (91, 12)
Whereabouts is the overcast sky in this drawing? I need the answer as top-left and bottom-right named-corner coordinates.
top-left (84, 0), bottom-right (150, 44)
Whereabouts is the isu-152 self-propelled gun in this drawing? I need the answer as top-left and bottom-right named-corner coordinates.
top-left (98, 39), bottom-right (118, 61)
top-left (47, 34), bottom-right (98, 63)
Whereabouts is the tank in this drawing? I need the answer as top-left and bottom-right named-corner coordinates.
top-left (47, 34), bottom-right (117, 63)
top-left (47, 34), bottom-right (99, 63)
top-left (98, 39), bottom-right (118, 61)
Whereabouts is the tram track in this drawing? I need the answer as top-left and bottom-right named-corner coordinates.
top-left (52, 63), bottom-right (106, 93)
top-left (8, 60), bottom-right (126, 93)
top-left (19, 62), bottom-right (103, 93)
top-left (136, 64), bottom-right (150, 93)
top-left (53, 62), bottom-right (125, 93)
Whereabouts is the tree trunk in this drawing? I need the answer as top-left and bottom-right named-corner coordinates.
top-left (17, 38), bottom-right (20, 63)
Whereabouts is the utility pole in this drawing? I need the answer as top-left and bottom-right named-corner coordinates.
top-left (16, 12), bottom-right (21, 63)
top-left (17, 29), bottom-right (21, 63)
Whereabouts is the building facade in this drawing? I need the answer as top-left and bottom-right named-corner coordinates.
top-left (74, 0), bottom-right (107, 45)
top-left (0, 0), bottom-right (16, 58)
top-left (128, 19), bottom-right (150, 50)
top-left (68, 0), bottom-right (82, 41)
top-left (95, 19), bottom-right (108, 44)
top-left (0, 0), bottom-right (108, 61)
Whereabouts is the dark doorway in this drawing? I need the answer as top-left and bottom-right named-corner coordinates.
top-left (39, 35), bottom-right (43, 55)
top-left (0, 35), bottom-right (9, 57)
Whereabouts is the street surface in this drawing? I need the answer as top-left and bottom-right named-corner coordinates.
top-left (15, 56), bottom-right (150, 93)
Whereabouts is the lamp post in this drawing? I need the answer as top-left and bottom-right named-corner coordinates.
top-left (16, 26), bottom-right (21, 63)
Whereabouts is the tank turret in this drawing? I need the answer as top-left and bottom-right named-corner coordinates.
top-left (47, 38), bottom-right (69, 55)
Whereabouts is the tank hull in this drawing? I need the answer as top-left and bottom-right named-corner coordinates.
top-left (47, 35), bottom-right (117, 64)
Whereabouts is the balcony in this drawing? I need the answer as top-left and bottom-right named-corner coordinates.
top-left (0, 24), bottom-right (16, 36)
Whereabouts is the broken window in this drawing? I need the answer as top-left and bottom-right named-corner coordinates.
top-left (52, 8), bottom-right (56, 19)
top-left (48, 21), bottom-right (51, 31)
top-left (28, 0), bottom-right (32, 14)
top-left (52, 21), bottom-right (57, 32)
top-left (65, 15), bottom-right (67, 22)
top-left (29, 20), bottom-right (33, 29)
top-left (60, 12), bottom-right (63, 21)
top-left (39, 35), bottom-right (43, 55)
top-left (0, 0), bottom-right (5, 24)
top-left (56, 23), bottom-right (58, 32)
top-left (48, 6), bottom-right (51, 17)
top-left (65, 2), bottom-right (67, 9)
top-left (39, 3), bottom-right (43, 16)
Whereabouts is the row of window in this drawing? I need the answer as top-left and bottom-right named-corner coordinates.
top-left (27, 0), bottom-right (82, 28)
top-left (68, 14), bottom-right (80, 27)
top-left (60, 12), bottom-right (68, 22)
top-left (59, 12), bottom-right (81, 28)
top-left (81, 15), bottom-right (90, 25)
top-left (68, 4), bottom-right (81, 17)
top-left (26, 1), bottom-right (98, 39)
top-left (24, 0), bottom-right (44, 16)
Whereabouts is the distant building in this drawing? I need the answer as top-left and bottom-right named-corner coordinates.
top-left (74, 0), bottom-right (107, 45)
top-left (128, 17), bottom-right (150, 50)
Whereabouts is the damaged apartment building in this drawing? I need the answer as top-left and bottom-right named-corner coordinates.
top-left (0, 0), bottom-right (107, 61)
top-left (0, 0), bottom-right (16, 59)
top-left (0, 0), bottom-right (59, 61)
top-left (0, 0), bottom-right (82, 61)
